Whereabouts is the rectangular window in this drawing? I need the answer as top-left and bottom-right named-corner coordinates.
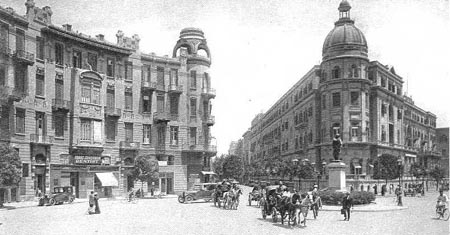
top-left (170, 96), bottom-right (179, 115)
top-left (143, 124), bottom-right (151, 144)
top-left (106, 89), bottom-right (115, 108)
top-left (15, 108), bottom-right (25, 134)
top-left (106, 58), bottom-right (115, 77)
top-left (87, 53), bottom-right (97, 71)
top-left (125, 90), bottom-right (133, 110)
top-left (105, 118), bottom-right (117, 141)
top-left (14, 64), bottom-right (26, 93)
top-left (80, 119), bottom-right (91, 141)
top-left (72, 50), bottom-right (82, 68)
top-left (55, 43), bottom-right (64, 66)
top-left (35, 73), bottom-right (45, 96)
top-left (351, 126), bottom-right (359, 137)
top-left (322, 94), bottom-right (326, 109)
top-left (397, 109), bottom-right (402, 120)
top-left (125, 62), bottom-right (133, 81)
top-left (15, 29), bottom-right (25, 51)
top-left (36, 37), bottom-right (44, 60)
top-left (190, 127), bottom-right (197, 145)
top-left (381, 125), bottom-right (386, 142)
top-left (171, 69), bottom-right (178, 85)
top-left (92, 86), bottom-right (100, 104)
top-left (81, 84), bottom-right (91, 103)
top-left (157, 125), bottom-right (165, 146)
top-left (0, 23), bottom-right (8, 49)
top-left (332, 92), bottom-right (341, 107)
top-left (55, 78), bottom-right (64, 99)
top-left (156, 95), bottom-right (165, 113)
top-left (170, 126), bottom-right (179, 146)
top-left (0, 65), bottom-right (6, 86)
top-left (93, 120), bottom-right (102, 143)
top-left (381, 104), bottom-right (386, 116)
top-left (22, 163), bottom-right (29, 177)
top-left (190, 98), bottom-right (197, 117)
top-left (125, 123), bottom-right (133, 142)
top-left (54, 113), bottom-right (64, 137)
top-left (365, 92), bottom-right (369, 108)
top-left (350, 91), bottom-right (359, 105)
top-left (35, 112), bottom-right (46, 137)
top-left (157, 67), bottom-right (164, 86)
top-left (190, 70), bottom-right (197, 89)
top-left (142, 92), bottom-right (151, 113)
top-left (381, 77), bottom-right (386, 87)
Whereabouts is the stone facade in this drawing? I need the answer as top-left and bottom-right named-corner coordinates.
top-left (0, 1), bottom-right (215, 202)
top-left (242, 1), bottom-right (440, 181)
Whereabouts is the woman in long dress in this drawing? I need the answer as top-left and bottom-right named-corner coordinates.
top-left (94, 193), bottom-right (101, 214)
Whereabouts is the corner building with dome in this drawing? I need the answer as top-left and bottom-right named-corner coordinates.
top-left (242, 1), bottom-right (440, 182)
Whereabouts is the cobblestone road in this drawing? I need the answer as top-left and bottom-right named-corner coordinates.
top-left (1, 187), bottom-right (448, 235)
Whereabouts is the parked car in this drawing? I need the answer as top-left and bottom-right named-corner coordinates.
top-left (40, 186), bottom-right (75, 206)
top-left (178, 183), bottom-right (217, 203)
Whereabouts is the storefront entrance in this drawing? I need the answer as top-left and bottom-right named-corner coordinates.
top-left (70, 172), bottom-right (79, 198)
top-left (159, 172), bottom-right (174, 194)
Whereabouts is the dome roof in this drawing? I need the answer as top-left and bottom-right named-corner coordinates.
top-left (322, 1), bottom-right (368, 61)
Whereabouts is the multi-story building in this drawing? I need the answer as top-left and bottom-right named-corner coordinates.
top-left (242, 0), bottom-right (440, 180)
top-left (0, 1), bottom-right (216, 202)
top-left (436, 128), bottom-right (449, 177)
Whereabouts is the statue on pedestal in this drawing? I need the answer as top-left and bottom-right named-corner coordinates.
top-left (332, 134), bottom-right (342, 161)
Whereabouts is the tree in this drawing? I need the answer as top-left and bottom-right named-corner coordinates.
top-left (222, 155), bottom-right (244, 180)
top-left (429, 166), bottom-right (446, 190)
top-left (373, 154), bottom-right (401, 184)
top-left (409, 162), bottom-right (427, 182)
top-left (212, 155), bottom-right (226, 179)
top-left (130, 155), bottom-right (159, 196)
top-left (0, 144), bottom-right (22, 207)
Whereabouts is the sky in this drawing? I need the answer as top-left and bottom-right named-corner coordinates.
top-left (4, 0), bottom-right (450, 155)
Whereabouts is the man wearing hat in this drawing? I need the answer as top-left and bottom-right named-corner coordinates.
top-left (341, 191), bottom-right (353, 221)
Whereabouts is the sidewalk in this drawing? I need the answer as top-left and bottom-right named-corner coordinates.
top-left (321, 196), bottom-right (408, 212)
top-left (0, 194), bottom-right (179, 211)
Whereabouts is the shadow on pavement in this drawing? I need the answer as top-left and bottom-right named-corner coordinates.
top-left (0, 205), bottom-right (17, 210)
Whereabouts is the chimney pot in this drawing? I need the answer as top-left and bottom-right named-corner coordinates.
top-left (96, 34), bottom-right (105, 41)
top-left (62, 24), bottom-right (72, 31)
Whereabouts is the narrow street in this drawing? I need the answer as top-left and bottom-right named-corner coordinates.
top-left (1, 186), bottom-right (448, 235)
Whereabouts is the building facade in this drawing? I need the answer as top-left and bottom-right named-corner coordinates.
top-left (242, 1), bottom-right (440, 181)
top-left (436, 128), bottom-right (449, 177)
top-left (0, 1), bottom-right (216, 202)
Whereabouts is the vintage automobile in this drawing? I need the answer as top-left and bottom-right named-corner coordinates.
top-left (39, 186), bottom-right (75, 206)
top-left (178, 183), bottom-right (217, 203)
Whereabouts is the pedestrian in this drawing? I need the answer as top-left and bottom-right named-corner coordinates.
top-left (367, 184), bottom-right (370, 192)
top-left (87, 191), bottom-right (95, 214)
top-left (395, 185), bottom-right (403, 206)
top-left (390, 184), bottom-right (394, 194)
top-left (360, 184), bottom-right (364, 191)
top-left (381, 185), bottom-right (386, 196)
top-left (94, 192), bottom-right (101, 214)
top-left (350, 184), bottom-right (354, 193)
top-left (341, 192), bottom-right (353, 221)
top-left (373, 184), bottom-right (378, 195)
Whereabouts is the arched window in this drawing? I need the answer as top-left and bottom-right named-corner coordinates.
top-left (332, 66), bottom-right (340, 79)
top-left (351, 64), bottom-right (359, 78)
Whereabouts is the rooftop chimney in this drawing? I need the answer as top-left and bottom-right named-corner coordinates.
top-left (62, 24), bottom-right (72, 31)
top-left (96, 34), bottom-right (105, 41)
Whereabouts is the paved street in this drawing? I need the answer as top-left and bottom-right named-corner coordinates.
top-left (1, 186), bottom-right (448, 235)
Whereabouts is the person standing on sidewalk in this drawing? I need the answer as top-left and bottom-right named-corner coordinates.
top-left (342, 192), bottom-right (353, 221)
top-left (94, 192), bottom-right (101, 214)
top-left (87, 191), bottom-right (95, 214)
top-left (395, 185), bottom-right (403, 206)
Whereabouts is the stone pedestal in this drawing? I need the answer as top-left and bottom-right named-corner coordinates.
top-left (327, 160), bottom-right (347, 192)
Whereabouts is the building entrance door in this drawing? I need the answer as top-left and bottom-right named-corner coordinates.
top-left (70, 172), bottom-right (79, 198)
top-left (35, 166), bottom-right (46, 194)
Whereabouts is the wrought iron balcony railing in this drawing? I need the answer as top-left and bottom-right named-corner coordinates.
top-left (0, 86), bottom-right (26, 102)
top-left (142, 81), bottom-right (157, 90)
top-left (30, 134), bottom-right (54, 145)
top-left (14, 49), bottom-right (35, 64)
top-left (119, 141), bottom-right (141, 150)
top-left (104, 106), bottom-right (121, 117)
top-left (201, 87), bottom-right (216, 98)
top-left (168, 84), bottom-right (183, 94)
top-left (52, 99), bottom-right (71, 111)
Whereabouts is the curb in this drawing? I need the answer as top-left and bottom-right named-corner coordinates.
top-left (321, 206), bottom-right (408, 212)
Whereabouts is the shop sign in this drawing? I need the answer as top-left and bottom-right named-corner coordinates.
top-left (74, 155), bottom-right (102, 165)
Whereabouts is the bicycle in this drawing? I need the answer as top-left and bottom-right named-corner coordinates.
top-left (436, 205), bottom-right (450, 221)
top-left (122, 193), bottom-right (139, 204)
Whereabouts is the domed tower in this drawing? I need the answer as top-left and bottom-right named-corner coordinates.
top-left (173, 28), bottom-right (216, 172)
top-left (318, 1), bottom-right (372, 160)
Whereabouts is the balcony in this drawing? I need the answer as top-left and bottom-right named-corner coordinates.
top-left (168, 84), bottom-right (183, 94)
top-left (141, 81), bottom-right (156, 91)
top-left (155, 144), bottom-right (166, 154)
top-left (52, 99), bottom-right (71, 112)
top-left (156, 84), bottom-right (165, 91)
top-left (0, 46), bottom-right (11, 55)
top-left (181, 143), bottom-right (217, 153)
top-left (201, 87), bottom-right (216, 99)
top-left (153, 111), bottom-right (171, 123)
top-left (13, 49), bottom-right (35, 65)
top-left (420, 149), bottom-right (441, 157)
top-left (104, 106), bottom-right (121, 117)
top-left (119, 141), bottom-right (141, 150)
top-left (30, 134), bottom-right (54, 145)
top-left (0, 86), bottom-right (26, 102)
top-left (204, 115), bottom-right (215, 126)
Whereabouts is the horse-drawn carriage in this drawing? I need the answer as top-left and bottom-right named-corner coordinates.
top-left (248, 182), bottom-right (267, 207)
top-left (212, 181), bottom-right (243, 210)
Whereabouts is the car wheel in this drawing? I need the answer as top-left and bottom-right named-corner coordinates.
top-left (69, 197), bottom-right (74, 203)
top-left (185, 195), bottom-right (194, 203)
top-left (49, 198), bottom-right (56, 206)
top-left (178, 196), bottom-right (185, 203)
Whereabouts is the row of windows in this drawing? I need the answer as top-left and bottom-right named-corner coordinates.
top-left (190, 71), bottom-right (211, 90)
top-left (320, 64), bottom-right (362, 81)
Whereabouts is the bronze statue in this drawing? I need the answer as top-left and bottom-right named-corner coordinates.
top-left (332, 134), bottom-right (342, 161)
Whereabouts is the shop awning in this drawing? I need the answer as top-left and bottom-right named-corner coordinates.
top-left (354, 164), bottom-right (362, 169)
top-left (405, 154), bottom-right (416, 158)
top-left (95, 172), bottom-right (118, 187)
top-left (201, 171), bottom-right (216, 175)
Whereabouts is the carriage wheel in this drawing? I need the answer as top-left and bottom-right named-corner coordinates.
top-left (272, 207), bottom-right (278, 223)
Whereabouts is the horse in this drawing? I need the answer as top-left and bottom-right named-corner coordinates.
top-left (293, 193), bottom-right (312, 227)
top-left (231, 188), bottom-right (243, 209)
